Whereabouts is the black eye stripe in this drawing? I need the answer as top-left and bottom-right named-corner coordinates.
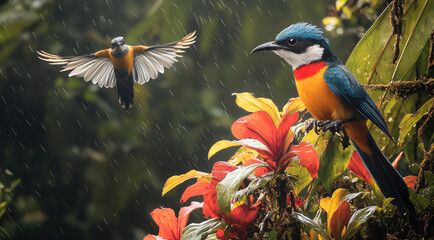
top-left (275, 38), bottom-right (320, 54)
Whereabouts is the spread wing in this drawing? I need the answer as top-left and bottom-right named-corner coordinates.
top-left (132, 31), bottom-right (196, 84)
top-left (324, 64), bottom-right (393, 140)
top-left (37, 49), bottom-right (117, 88)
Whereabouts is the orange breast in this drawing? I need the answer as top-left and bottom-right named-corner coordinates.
top-left (295, 65), bottom-right (351, 120)
top-left (109, 46), bottom-right (135, 76)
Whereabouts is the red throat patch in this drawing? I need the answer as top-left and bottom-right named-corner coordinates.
top-left (294, 61), bottom-right (326, 80)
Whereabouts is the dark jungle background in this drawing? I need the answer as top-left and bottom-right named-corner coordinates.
top-left (0, 0), bottom-right (390, 239)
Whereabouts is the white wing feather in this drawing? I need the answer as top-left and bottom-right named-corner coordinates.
top-left (132, 31), bottom-right (196, 85)
top-left (37, 50), bottom-right (116, 88)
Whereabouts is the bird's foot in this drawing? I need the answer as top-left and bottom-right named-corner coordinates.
top-left (305, 118), bottom-right (357, 149)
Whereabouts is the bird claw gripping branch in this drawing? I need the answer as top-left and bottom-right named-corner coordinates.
top-left (305, 119), bottom-right (351, 149)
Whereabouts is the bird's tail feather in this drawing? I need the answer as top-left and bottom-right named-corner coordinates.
top-left (117, 77), bottom-right (134, 110)
top-left (352, 132), bottom-right (414, 214)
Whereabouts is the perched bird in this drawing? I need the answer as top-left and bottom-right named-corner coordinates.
top-left (251, 22), bottom-right (413, 214)
top-left (38, 31), bottom-right (196, 110)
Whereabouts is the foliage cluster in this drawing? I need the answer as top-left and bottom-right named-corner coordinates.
top-left (143, 0), bottom-right (433, 239)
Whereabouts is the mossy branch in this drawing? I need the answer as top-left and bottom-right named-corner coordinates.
top-left (362, 78), bottom-right (434, 97)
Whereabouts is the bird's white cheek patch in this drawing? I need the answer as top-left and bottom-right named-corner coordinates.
top-left (273, 44), bottom-right (324, 69)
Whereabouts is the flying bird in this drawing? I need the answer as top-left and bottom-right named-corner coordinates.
top-left (251, 22), bottom-right (414, 214)
top-left (38, 31), bottom-right (196, 110)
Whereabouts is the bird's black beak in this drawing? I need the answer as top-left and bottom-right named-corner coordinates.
top-left (251, 41), bottom-right (286, 54)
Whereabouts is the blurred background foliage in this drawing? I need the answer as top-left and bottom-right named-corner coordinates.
top-left (4, 0), bottom-right (429, 239)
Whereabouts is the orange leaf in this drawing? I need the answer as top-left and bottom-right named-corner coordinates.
top-left (391, 151), bottom-right (404, 168)
top-left (149, 208), bottom-right (178, 239)
top-left (180, 181), bottom-right (210, 203)
top-left (403, 175), bottom-right (417, 189)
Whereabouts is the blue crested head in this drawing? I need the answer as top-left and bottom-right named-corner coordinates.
top-left (251, 22), bottom-right (339, 69)
top-left (275, 22), bottom-right (327, 44)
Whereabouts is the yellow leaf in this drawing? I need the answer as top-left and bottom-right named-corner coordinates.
top-left (320, 188), bottom-right (349, 234)
top-left (228, 146), bottom-right (258, 165)
top-left (233, 92), bottom-right (281, 127)
top-left (318, 235), bottom-right (327, 240)
top-left (208, 140), bottom-right (242, 159)
top-left (336, 0), bottom-right (347, 11)
top-left (322, 16), bottom-right (341, 26)
top-left (282, 97), bottom-right (305, 117)
top-left (162, 170), bottom-right (209, 196)
top-left (197, 175), bottom-right (212, 182)
top-left (233, 195), bottom-right (248, 209)
top-left (342, 6), bottom-right (352, 19)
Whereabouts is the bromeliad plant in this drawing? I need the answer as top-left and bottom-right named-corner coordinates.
top-left (153, 92), bottom-right (321, 239)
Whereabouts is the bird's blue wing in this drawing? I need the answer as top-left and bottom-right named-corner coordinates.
top-left (324, 65), bottom-right (393, 139)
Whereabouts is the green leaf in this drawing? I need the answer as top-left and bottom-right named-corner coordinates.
top-left (9, 179), bottom-right (20, 191)
top-left (0, 226), bottom-right (10, 238)
top-left (286, 161), bottom-right (313, 195)
top-left (233, 174), bottom-right (271, 202)
top-left (347, 0), bottom-right (434, 85)
top-left (292, 211), bottom-right (331, 240)
top-left (381, 197), bottom-right (395, 210)
top-left (408, 188), bottom-right (431, 213)
top-left (398, 98), bottom-right (434, 146)
top-left (390, 0), bottom-right (434, 81)
top-left (343, 192), bottom-right (368, 202)
top-left (216, 164), bottom-right (265, 217)
top-left (264, 230), bottom-right (278, 240)
top-left (342, 206), bottom-right (376, 240)
top-left (181, 218), bottom-right (222, 240)
top-left (304, 131), bottom-right (352, 192)
top-left (345, 0), bottom-right (434, 160)
top-left (0, 201), bottom-right (6, 219)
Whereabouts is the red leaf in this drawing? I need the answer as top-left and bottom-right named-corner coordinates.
top-left (203, 162), bottom-right (238, 219)
top-left (210, 162), bottom-right (238, 189)
top-left (203, 190), bottom-right (221, 219)
top-left (277, 112), bottom-right (299, 153)
top-left (243, 158), bottom-right (271, 176)
top-left (290, 142), bottom-right (319, 178)
top-left (149, 208), bottom-right (178, 240)
top-left (177, 201), bottom-right (203, 232)
top-left (180, 181), bottom-right (210, 203)
top-left (147, 202), bottom-right (203, 240)
top-left (391, 151), bottom-right (404, 168)
top-left (231, 111), bottom-right (278, 158)
top-left (286, 194), bottom-right (305, 208)
top-left (330, 200), bottom-right (351, 240)
top-left (230, 204), bottom-right (259, 226)
top-left (216, 228), bottom-right (238, 240)
top-left (403, 175), bottom-right (417, 189)
top-left (348, 151), bottom-right (372, 184)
